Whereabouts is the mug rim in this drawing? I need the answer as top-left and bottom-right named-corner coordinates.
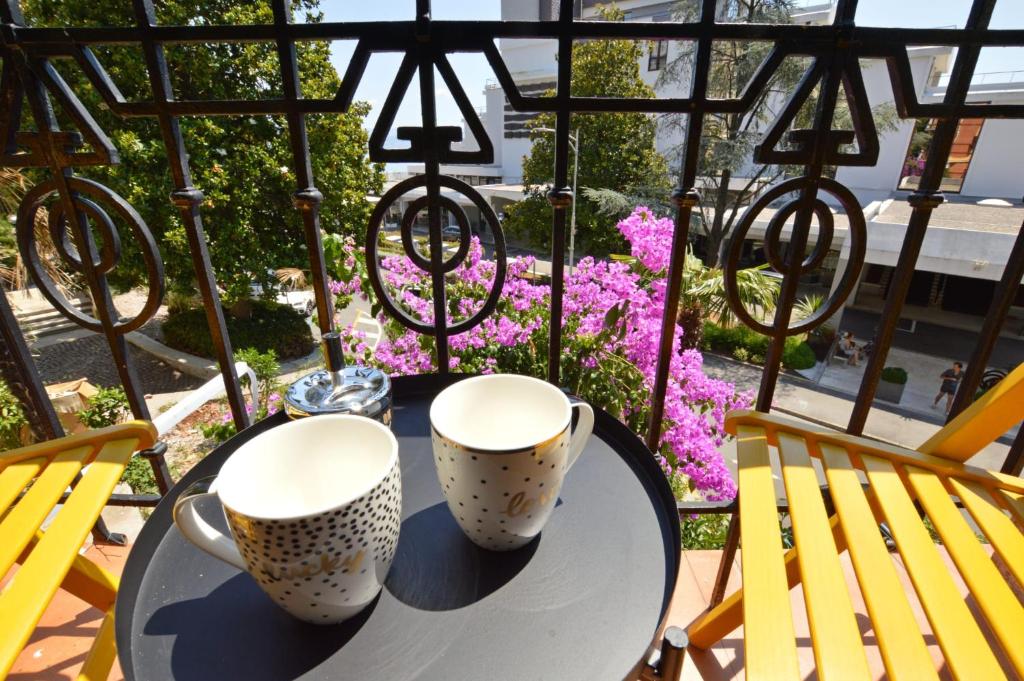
top-left (429, 373), bottom-right (572, 453)
top-left (216, 414), bottom-right (398, 521)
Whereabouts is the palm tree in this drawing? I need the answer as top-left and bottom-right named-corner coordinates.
top-left (677, 247), bottom-right (779, 348)
top-left (0, 169), bottom-right (77, 294)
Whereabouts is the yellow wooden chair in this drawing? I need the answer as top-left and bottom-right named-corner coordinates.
top-left (0, 421), bottom-right (157, 680)
top-left (687, 364), bottom-right (1024, 680)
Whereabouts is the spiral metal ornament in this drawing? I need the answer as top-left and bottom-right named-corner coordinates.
top-left (723, 177), bottom-right (866, 336)
top-left (365, 174), bottom-right (507, 336)
top-left (16, 177), bottom-right (164, 334)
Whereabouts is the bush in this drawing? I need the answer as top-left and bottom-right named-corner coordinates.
top-left (700, 321), bottom-right (770, 358)
top-left (782, 341), bottom-right (816, 370)
top-left (680, 513), bottom-right (732, 550)
top-left (163, 299), bottom-right (313, 360)
top-left (703, 321), bottom-right (813, 370)
top-left (78, 386), bottom-right (130, 428)
top-left (235, 347), bottom-right (280, 405)
top-left (0, 379), bottom-right (27, 449)
top-left (881, 366), bottom-right (908, 384)
top-left (121, 455), bottom-right (159, 496)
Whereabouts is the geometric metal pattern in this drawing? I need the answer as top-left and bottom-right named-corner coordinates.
top-left (1, 0), bottom-right (1023, 504)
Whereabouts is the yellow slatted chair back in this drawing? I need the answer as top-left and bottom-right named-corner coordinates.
top-left (918, 362), bottom-right (1024, 461)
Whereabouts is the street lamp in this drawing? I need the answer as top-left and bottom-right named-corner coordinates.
top-left (535, 127), bottom-right (580, 275)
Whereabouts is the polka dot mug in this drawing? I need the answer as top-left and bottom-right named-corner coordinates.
top-left (430, 374), bottom-right (594, 551)
top-left (172, 415), bottom-right (402, 624)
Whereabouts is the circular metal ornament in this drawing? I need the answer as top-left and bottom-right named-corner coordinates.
top-left (365, 174), bottom-right (507, 336)
top-left (17, 177), bottom-right (164, 334)
top-left (723, 176), bottom-right (866, 336)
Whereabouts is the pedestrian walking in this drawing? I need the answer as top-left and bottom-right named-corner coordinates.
top-left (932, 361), bottom-right (963, 415)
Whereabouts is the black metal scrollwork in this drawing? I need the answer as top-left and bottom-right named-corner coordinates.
top-left (17, 177), bottom-right (164, 335)
top-left (723, 177), bottom-right (866, 337)
top-left (365, 175), bottom-right (507, 336)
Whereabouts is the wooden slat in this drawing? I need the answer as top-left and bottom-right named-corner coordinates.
top-left (999, 490), bottom-right (1024, 528)
top-left (736, 424), bottom-right (801, 680)
top-left (15, 530), bottom-right (119, 612)
top-left (77, 608), bottom-right (117, 681)
top-left (950, 478), bottom-right (1024, 588)
top-left (861, 454), bottom-right (1006, 681)
top-left (820, 444), bottom-right (938, 681)
top-left (905, 465), bottom-right (1024, 677)
top-left (777, 433), bottom-right (870, 680)
top-left (0, 446), bottom-right (92, 577)
top-left (0, 420), bottom-right (156, 469)
top-left (0, 437), bottom-right (137, 678)
top-left (725, 410), bottom-right (1024, 494)
top-left (0, 456), bottom-right (45, 514)
top-left (688, 514), bottom-right (848, 650)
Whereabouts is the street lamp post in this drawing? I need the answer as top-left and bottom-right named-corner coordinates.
top-left (536, 127), bottom-right (580, 274)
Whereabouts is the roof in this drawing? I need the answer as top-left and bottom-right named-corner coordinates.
top-left (876, 198), bottom-right (1024, 234)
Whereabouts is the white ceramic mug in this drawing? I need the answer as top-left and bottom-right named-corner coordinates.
top-left (172, 415), bottom-right (402, 624)
top-left (429, 374), bottom-right (594, 551)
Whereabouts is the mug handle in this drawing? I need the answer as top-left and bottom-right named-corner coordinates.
top-left (566, 398), bottom-right (595, 469)
top-left (172, 476), bottom-right (246, 571)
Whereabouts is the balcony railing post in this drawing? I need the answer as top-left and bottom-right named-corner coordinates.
top-left (544, 0), bottom-right (577, 386)
top-left (847, 0), bottom-right (997, 435)
top-left (946, 219), bottom-right (1024, 421)
top-left (273, 0), bottom-right (336, 338)
top-left (131, 0), bottom-right (250, 431)
top-left (645, 0), bottom-right (714, 452)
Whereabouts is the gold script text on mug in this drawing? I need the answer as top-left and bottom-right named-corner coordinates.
top-left (260, 551), bottom-right (366, 582)
top-left (503, 488), bottom-right (557, 518)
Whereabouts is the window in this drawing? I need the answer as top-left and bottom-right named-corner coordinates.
top-left (898, 117), bottom-right (984, 193)
top-left (648, 40), bottom-right (668, 71)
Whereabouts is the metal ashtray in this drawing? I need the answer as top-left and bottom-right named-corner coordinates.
top-left (283, 332), bottom-right (392, 425)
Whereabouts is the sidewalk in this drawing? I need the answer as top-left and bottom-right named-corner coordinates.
top-left (702, 353), bottom-right (1013, 477)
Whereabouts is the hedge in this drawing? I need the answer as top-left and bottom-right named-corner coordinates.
top-left (163, 299), bottom-right (314, 360)
top-left (701, 321), bottom-right (817, 371)
top-left (880, 366), bottom-right (908, 384)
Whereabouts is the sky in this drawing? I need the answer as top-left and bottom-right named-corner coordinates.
top-left (315, 0), bottom-right (1024, 133)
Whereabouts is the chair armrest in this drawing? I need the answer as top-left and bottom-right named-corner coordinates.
top-left (0, 421), bottom-right (157, 467)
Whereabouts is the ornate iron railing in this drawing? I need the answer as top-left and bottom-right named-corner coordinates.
top-left (0, 0), bottom-right (1022, 555)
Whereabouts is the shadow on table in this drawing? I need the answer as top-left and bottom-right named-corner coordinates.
top-left (143, 573), bottom-right (375, 679)
top-left (386, 502), bottom-right (538, 611)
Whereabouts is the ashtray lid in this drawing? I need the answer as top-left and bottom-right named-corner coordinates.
top-left (284, 365), bottom-right (391, 419)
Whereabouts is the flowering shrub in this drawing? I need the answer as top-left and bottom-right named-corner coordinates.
top-left (332, 207), bottom-right (749, 501)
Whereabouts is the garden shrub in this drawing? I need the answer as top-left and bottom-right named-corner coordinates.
top-left (235, 347), bottom-right (281, 404)
top-left (76, 386), bottom-right (157, 494)
top-left (680, 513), bottom-right (731, 550)
top-left (0, 378), bottom-right (27, 449)
top-left (163, 299), bottom-right (313, 360)
top-left (881, 366), bottom-right (908, 384)
top-left (702, 320), bottom-right (814, 370)
top-left (78, 386), bottom-right (130, 429)
top-left (781, 341), bottom-right (816, 370)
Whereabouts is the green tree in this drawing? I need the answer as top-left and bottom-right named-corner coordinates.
top-left (22, 1), bottom-right (384, 304)
top-left (659, 0), bottom-right (898, 266)
top-left (504, 7), bottom-right (671, 257)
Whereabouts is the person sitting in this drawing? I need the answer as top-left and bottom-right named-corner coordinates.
top-left (835, 331), bottom-right (861, 366)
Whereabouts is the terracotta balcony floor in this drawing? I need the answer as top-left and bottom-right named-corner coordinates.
top-left (7, 543), bottom-right (1010, 680)
top-left (3, 543), bottom-right (129, 681)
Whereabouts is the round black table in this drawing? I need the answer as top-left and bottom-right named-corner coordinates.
top-left (116, 374), bottom-right (680, 681)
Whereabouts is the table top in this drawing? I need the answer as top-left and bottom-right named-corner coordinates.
top-left (116, 374), bottom-right (680, 681)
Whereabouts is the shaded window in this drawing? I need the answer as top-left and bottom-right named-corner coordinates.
top-left (648, 40), bottom-right (668, 71)
top-left (898, 118), bottom-right (984, 193)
